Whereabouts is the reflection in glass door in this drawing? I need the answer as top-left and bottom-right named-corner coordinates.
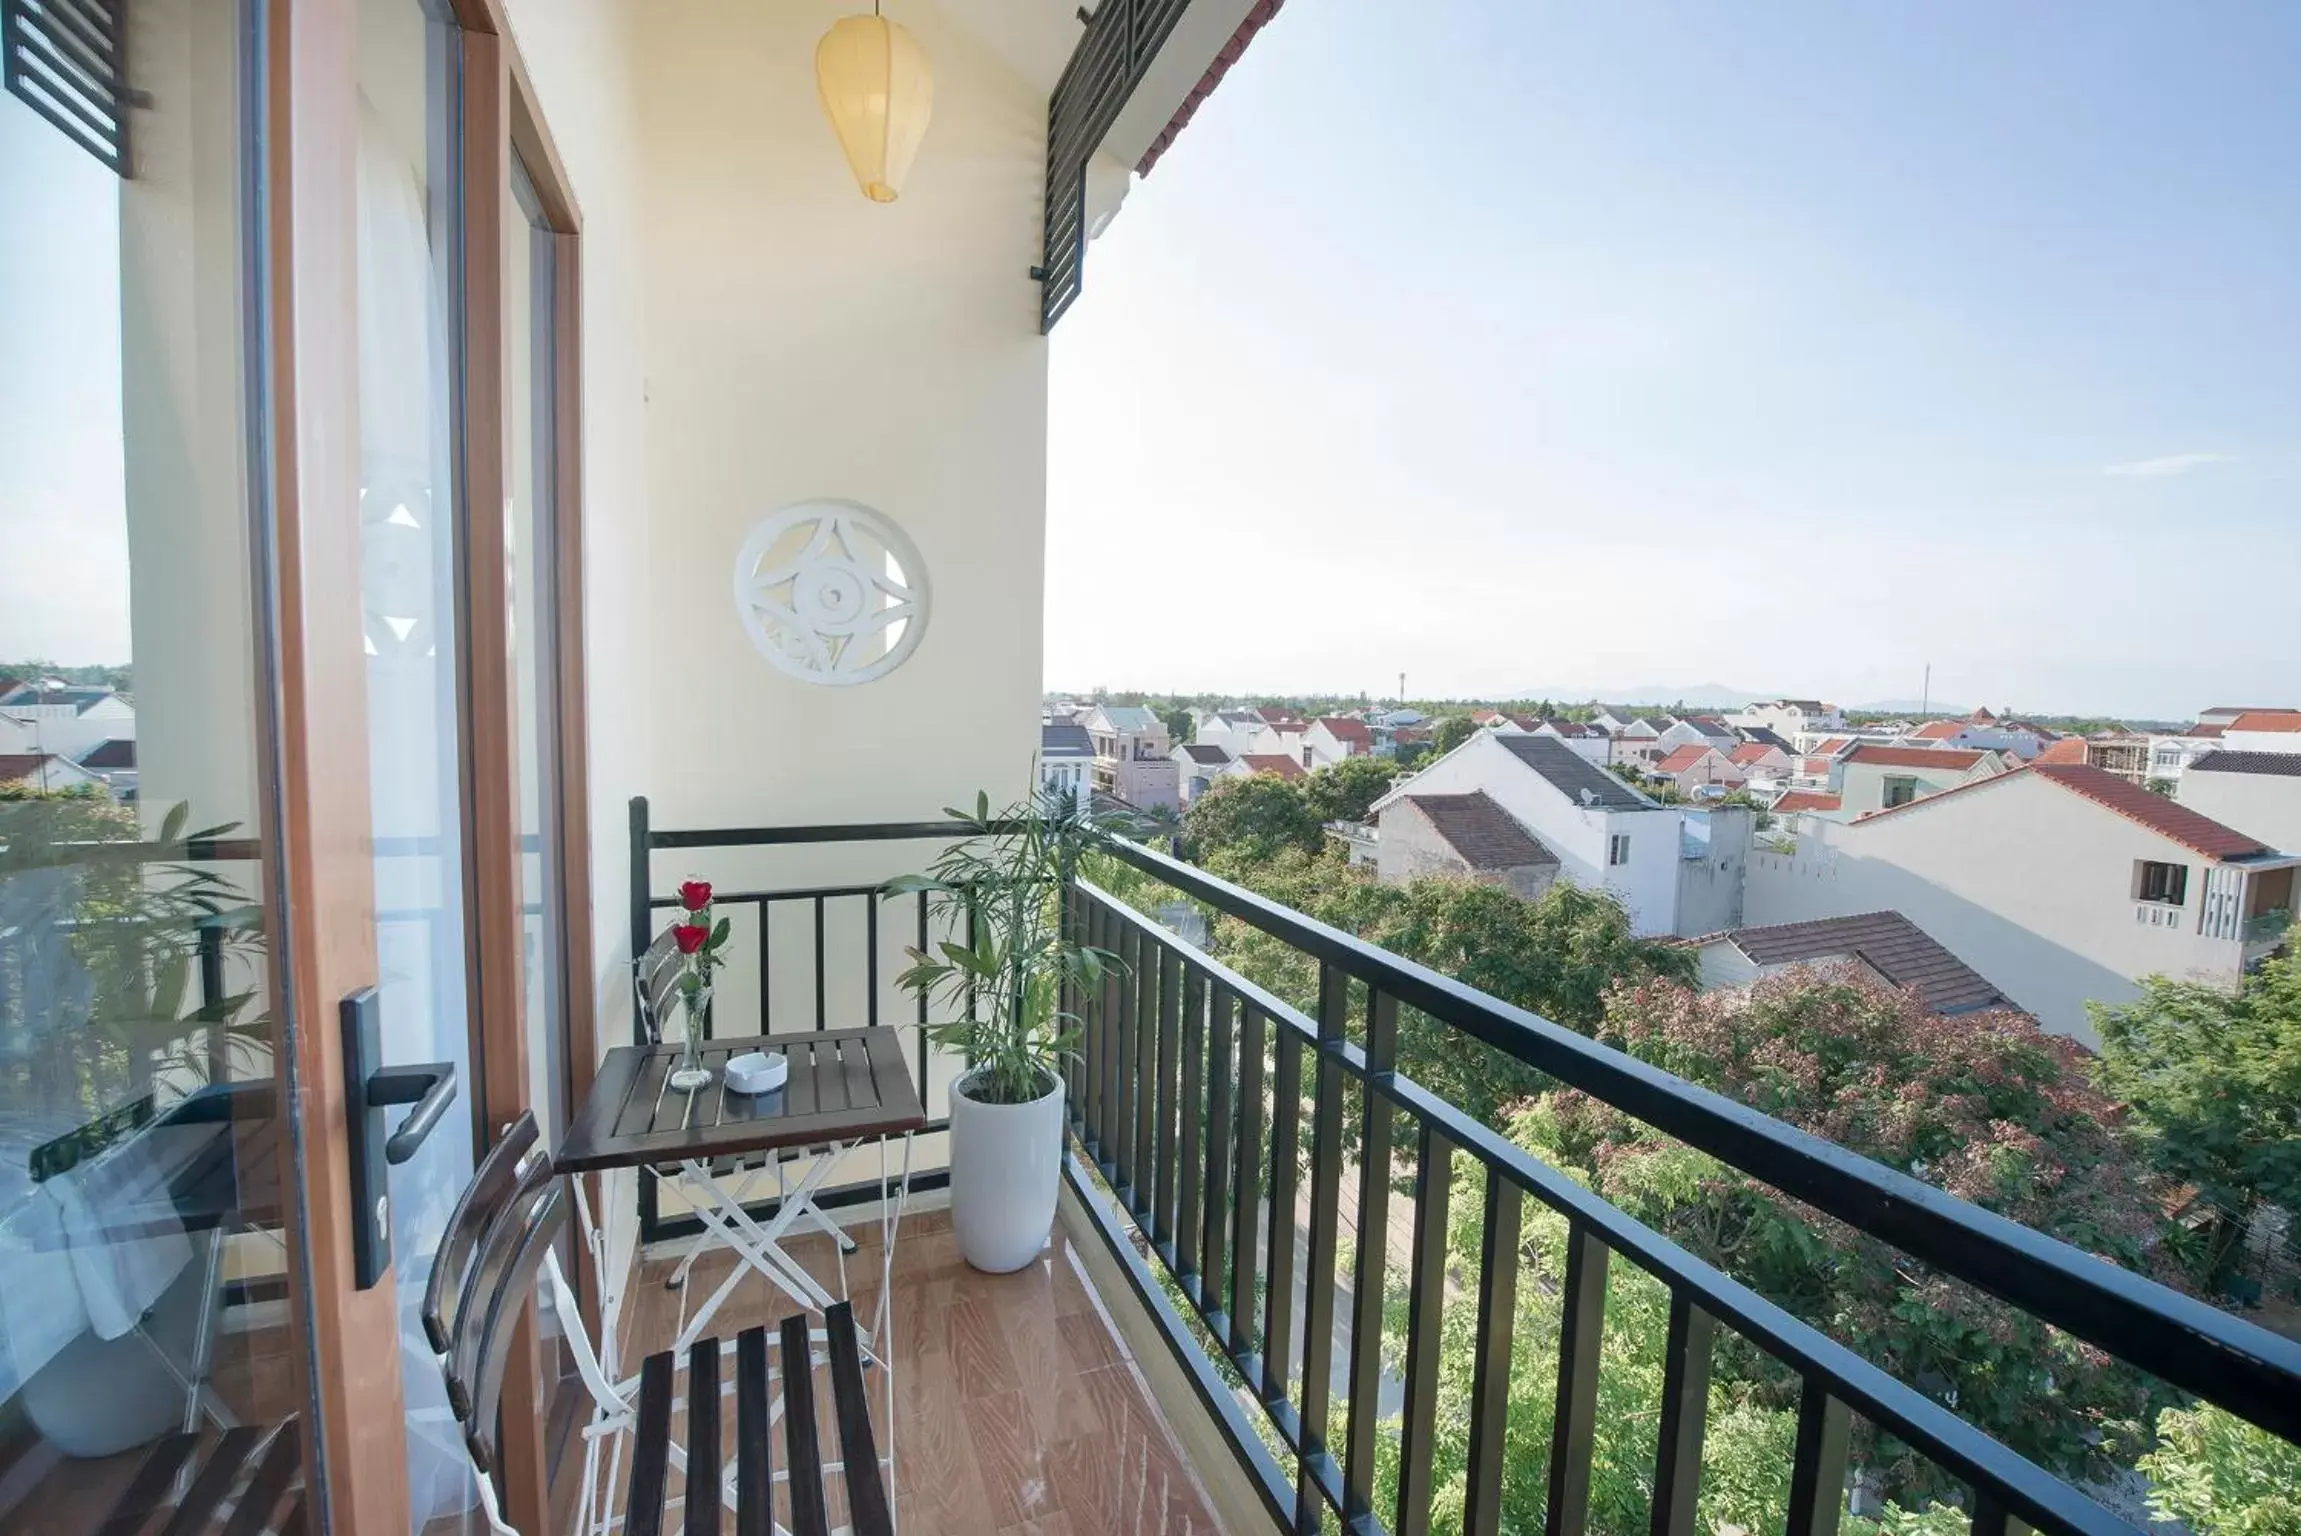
top-left (354, 0), bottom-right (484, 1527)
top-left (0, 0), bottom-right (325, 1523)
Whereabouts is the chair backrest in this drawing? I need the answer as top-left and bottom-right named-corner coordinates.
top-left (444, 1134), bottom-right (559, 1420)
top-left (459, 1172), bottom-right (570, 1474)
top-left (422, 1111), bottom-right (543, 1357)
top-left (634, 927), bottom-right (682, 1045)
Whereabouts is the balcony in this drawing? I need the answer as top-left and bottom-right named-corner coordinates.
top-left (616, 803), bottom-right (2301, 1536)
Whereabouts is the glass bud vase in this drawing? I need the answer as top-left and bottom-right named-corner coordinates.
top-left (668, 982), bottom-right (714, 1091)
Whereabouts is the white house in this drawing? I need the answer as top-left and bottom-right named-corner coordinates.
top-left (1730, 699), bottom-right (1847, 742)
top-left (2196, 705), bottom-right (2294, 728)
top-left (2178, 753), bottom-right (2301, 865)
top-left (1038, 718), bottom-right (1095, 814)
top-left (1192, 709), bottom-right (1266, 756)
top-left (1727, 742), bottom-right (1795, 786)
top-left (1835, 744), bottom-right (2007, 818)
top-left (1304, 715), bottom-right (1374, 768)
top-left (1743, 762), bottom-right (2301, 1040)
top-left (0, 752), bottom-right (109, 795)
top-left (1247, 717), bottom-right (1314, 766)
top-left (0, 682), bottom-right (138, 762)
top-left (1613, 717), bottom-right (1666, 767)
top-left (1172, 742), bottom-right (1235, 806)
top-left (1375, 790), bottom-right (1560, 900)
top-left (1081, 704), bottom-right (1177, 810)
top-left (2220, 710), bottom-right (2301, 756)
top-left (1532, 718), bottom-right (1611, 764)
top-left (1371, 731), bottom-right (1683, 935)
top-left (1653, 744), bottom-right (1744, 797)
top-left (1656, 715), bottom-right (1738, 757)
top-left (1903, 711), bottom-right (2055, 761)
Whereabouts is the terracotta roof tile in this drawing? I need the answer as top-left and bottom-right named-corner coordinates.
top-left (1316, 715), bottom-right (1372, 744)
top-left (1771, 790), bottom-right (1841, 813)
top-left (1812, 737), bottom-right (1854, 755)
top-left (1909, 721), bottom-right (1965, 741)
top-left (1656, 745), bottom-right (1717, 773)
top-left (1711, 910), bottom-right (2012, 1016)
top-left (1398, 791), bottom-right (1558, 872)
top-left (1137, 0), bottom-right (1287, 176)
top-left (2230, 710), bottom-right (2301, 733)
top-left (1728, 743), bottom-right (1779, 766)
top-left (2030, 762), bottom-right (2270, 859)
top-left (1239, 753), bottom-right (1306, 780)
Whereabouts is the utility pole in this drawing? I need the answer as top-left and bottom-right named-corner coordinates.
top-left (1921, 663), bottom-right (1931, 719)
top-left (1398, 671), bottom-right (1406, 704)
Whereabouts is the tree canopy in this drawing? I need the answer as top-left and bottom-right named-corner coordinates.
top-left (1431, 715), bottom-right (1480, 754)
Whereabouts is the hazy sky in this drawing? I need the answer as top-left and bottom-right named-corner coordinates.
top-left (1046, 2), bottom-right (2301, 718)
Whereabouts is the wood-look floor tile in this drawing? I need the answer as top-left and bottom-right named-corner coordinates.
top-left (946, 1292), bottom-right (1023, 1400)
top-left (998, 1514), bottom-right (1078, 1536)
top-left (963, 1387), bottom-right (1066, 1530)
top-left (1055, 1307), bottom-right (1128, 1377)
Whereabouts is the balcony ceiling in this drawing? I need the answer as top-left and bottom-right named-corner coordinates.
top-left (934, 0), bottom-right (1087, 95)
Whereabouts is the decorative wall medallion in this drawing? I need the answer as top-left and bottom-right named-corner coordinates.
top-left (732, 499), bottom-right (930, 686)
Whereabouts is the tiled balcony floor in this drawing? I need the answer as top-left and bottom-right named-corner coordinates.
top-left (590, 1204), bottom-right (1228, 1536)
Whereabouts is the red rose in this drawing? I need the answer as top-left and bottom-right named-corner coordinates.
top-left (678, 880), bottom-right (713, 912)
top-left (672, 924), bottom-right (708, 955)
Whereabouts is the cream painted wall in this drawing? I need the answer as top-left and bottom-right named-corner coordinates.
top-left (633, 0), bottom-right (1051, 830)
top-left (1744, 771), bottom-right (2248, 1041)
top-left (2179, 768), bottom-right (2301, 857)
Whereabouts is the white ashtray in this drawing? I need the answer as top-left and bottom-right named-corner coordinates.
top-left (723, 1050), bottom-right (788, 1095)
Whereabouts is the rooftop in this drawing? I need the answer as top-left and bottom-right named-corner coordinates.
top-left (1493, 733), bottom-right (1652, 810)
top-left (1314, 715), bottom-right (1371, 744)
top-left (1656, 744), bottom-right (1719, 773)
top-left (2229, 709), bottom-right (2301, 733)
top-left (1398, 790), bottom-right (1558, 871)
top-left (2188, 750), bottom-right (2301, 778)
top-left (2032, 762), bottom-right (2273, 859)
top-left (1041, 719), bottom-right (1094, 756)
top-left (1691, 909), bottom-right (2013, 1016)
top-left (1092, 706), bottom-right (1162, 733)
top-left (1771, 789), bottom-right (1842, 812)
top-left (1845, 744), bottom-right (1985, 770)
top-left (1237, 753), bottom-right (1306, 780)
top-left (1178, 742), bottom-right (1232, 764)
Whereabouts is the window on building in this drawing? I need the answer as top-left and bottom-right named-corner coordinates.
top-left (1303, 747), bottom-right (1314, 767)
top-left (2137, 860), bottom-right (2188, 906)
top-left (1883, 775), bottom-right (1919, 808)
top-left (1607, 833), bottom-right (1631, 866)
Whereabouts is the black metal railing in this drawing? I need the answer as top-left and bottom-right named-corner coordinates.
top-left (1059, 838), bottom-right (2301, 1536)
top-left (626, 800), bottom-right (980, 1242)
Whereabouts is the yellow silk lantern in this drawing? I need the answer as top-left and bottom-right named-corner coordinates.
top-left (815, 9), bottom-right (935, 203)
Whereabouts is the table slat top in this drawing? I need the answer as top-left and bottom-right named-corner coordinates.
top-left (554, 1027), bottom-right (926, 1173)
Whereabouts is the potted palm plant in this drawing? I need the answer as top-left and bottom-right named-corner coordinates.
top-left (883, 785), bottom-right (1121, 1272)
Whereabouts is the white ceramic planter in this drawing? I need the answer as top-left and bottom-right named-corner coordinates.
top-left (947, 1068), bottom-right (1064, 1273)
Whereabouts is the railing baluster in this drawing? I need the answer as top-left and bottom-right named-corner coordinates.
top-left (1230, 1001), bottom-right (1267, 1358)
top-left (1785, 1380), bottom-right (1852, 1536)
top-left (1395, 1118), bottom-right (1453, 1536)
top-left (1177, 963), bottom-right (1206, 1289)
top-left (1966, 1496), bottom-right (2029, 1536)
top-left (1296, 964), bottom-right (1350, 1524)
top-left (759, 897), bottom-right (773, 1033)
top-left (1133, 930), bottom-right (1159, 1218)
top-left (814, 893), bottom-right (828, 1030)
top-left (1154, 944), bottom-right (1182, 1249)
top-left (865, 890), bottom-right (879, 1027)
top-left (1264, 1028), bottom-right (1303, 1409)
top-left (1097, 902), bottom-right (1121, 1173)
top-left (1115, 920), bottom-right (1139, 1200)
top-left (1547, 1223), bottom-right (1612, 1536)
top-left (1201, 981), bottom-right (1236, 1328)
top-left (1343, 989), bottom-right (1399, 1523)
top-left (1649, 1291), bottom-right (1714, 1536)
top-left (1464, 1166), bottom-right (1521, 1536)
top-left (914, 888), bottom-right (930, 1097)
top-left (1063, 886), bottom-right (1083, 1126)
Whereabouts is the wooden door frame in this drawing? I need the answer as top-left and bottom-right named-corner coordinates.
top-left (265, 0), bottom-right (594, 1529)
top-left (445, 5), bottom-right (594, 1528)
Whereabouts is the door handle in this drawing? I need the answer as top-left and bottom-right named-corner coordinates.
top-left (341, 987), bottom-right (459, 1289)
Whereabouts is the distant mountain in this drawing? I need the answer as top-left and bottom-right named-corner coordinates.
top-left (1854, 698), bottom-right (1970, 715)
top-left (1593, 683), bottom-right (1769, 711)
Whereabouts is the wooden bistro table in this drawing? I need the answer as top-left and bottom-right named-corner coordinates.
top-left (556, 1026), bottom-right (925, 1370)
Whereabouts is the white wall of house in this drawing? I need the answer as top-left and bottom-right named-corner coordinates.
top-left (1675, 808), bottom-right (1751, 936)
top-left (1383, 733), bottom-right (1681, 934)
top-left (1836, 755), bottom-right (1992, 816)
top-left (1743, 771), bottom-right (2250, 1041)
top-left (2179, 769), bottom-right (2301, 856)
top-left (2222, 727), bottom-right (2301, 756)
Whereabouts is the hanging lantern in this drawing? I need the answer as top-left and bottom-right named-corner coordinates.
top-left (815, 10), bottom-right (935, 203)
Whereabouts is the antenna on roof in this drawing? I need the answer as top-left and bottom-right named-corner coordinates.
top-left (1579, 787), bottom-right (1598, 807)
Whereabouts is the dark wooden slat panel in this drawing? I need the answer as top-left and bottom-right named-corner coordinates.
top-left (1177, 963), bottom-right (1206, 1284)
top-left (687, 1335), bottom-right (723, 1536)
top-left (97, 1434), bottom-right (200, 1536)
top-left (1229, 1001), bottom-right (1267, 1356)
top-left (1263, 1028), bottom-right (1303, 1405)
top-left (736, 1327), bottom-right (771, 1536)
top-left (780, 1314), bottom-right (831, 1536)
top-left (824, 1302), bottom-right (894, 1536)
top-left (782, 1040), bottom-right (820, 1117)
top-left (1200, 981), bottom-right (1236, 1321)
top-left (554, 1043), bottom-right (649, 1168)
top-left (812, 1035), bottom-right (851, 1113)
top-left (1296, 963), bottom-right (1349, 1527)
top-left (158, 1425), bottom-right (264, 1536)
top-left (626, 1350), bottom-right (677, 1536)
top-left (1153, 944), bottom-right (1181, 1244)
top-left (837, 1031), bottom-right (879, 1114)
top-left (219, 1424), bottom-right (305, 1536)
top-left (1344, 989), bottom-right (1399, 1520)
top-left (612, 1048), bottom-right (676, 1139)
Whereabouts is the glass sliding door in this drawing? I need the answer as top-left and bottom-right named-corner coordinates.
top-left (352, 0), bottom-right (484, 1528)
top-left (0, 0), bottom-right (323, 1523)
